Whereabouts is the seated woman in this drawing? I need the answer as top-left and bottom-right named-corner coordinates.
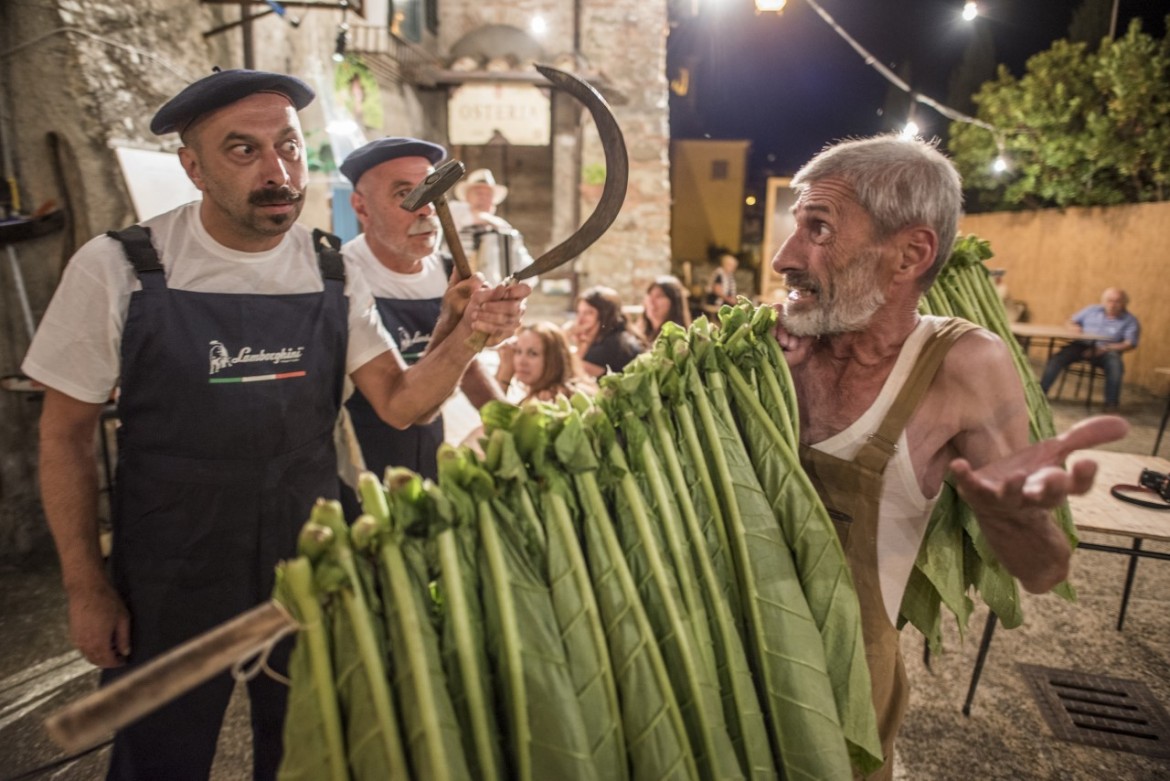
top-left (496, 322), bottom-right (597, 403)
top-left (570, 285), bottom-right (647, 377)
top-left (640, 274), bottom-right (692, 343)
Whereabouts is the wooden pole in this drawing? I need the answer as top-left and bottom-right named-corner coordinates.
top-left (44, 601), bottom-right (297, 754)
top-left (241, 2), bottom-right (255, 69)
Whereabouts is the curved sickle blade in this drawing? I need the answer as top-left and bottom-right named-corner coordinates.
top-left (512, 64), bottom-right (628, 281)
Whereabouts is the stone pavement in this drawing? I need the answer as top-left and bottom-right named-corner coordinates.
top-left (2, 351), bottom-right (1168, 780)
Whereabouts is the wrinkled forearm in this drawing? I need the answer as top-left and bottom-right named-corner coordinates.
top-left (429, 307), bottom-right (459, 352)
top-left (354, 329), bottom-right (479, 429)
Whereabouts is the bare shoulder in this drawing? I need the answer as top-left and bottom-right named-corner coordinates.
top-left (909, 324), bottom-right (1026, 479)
top-left (938, 323), bottom-right (1031, 458)
top-left (932, 326), bottom-right (1024, 420)
top-left (939, 325), bottom-right (1015, 384)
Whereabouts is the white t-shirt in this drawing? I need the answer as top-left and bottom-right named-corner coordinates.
top-left (22, 202), bottom-right (397, 404)
top-left (342, 234), bottom-right (448, 299)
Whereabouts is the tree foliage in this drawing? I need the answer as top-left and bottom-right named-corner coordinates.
top-left (948, 17), bottom-right (1170, 212)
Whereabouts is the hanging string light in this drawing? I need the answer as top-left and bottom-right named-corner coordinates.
top-left (783, 0), bottom-right (1011, 175)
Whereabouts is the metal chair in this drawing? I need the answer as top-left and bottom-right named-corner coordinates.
top-left (1154, 368), bottom-right (1170, 456)
top-left (1054, 357), bottom-right (1109, 410)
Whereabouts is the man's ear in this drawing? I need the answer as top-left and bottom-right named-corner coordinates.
top-left (178, 146), bottom-right (205, 192)
top-left (350, 189), bottom-right (368, 223)
top-left (895, 225), bottom-right (937, 281)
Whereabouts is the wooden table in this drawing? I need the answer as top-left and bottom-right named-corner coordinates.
top-left (1009, 322), bottom-right (1111, 356)
top-left (962, 449), bottom-right (1170, 715)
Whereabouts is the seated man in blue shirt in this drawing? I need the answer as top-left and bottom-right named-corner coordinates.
top-left (1039, 287), bottom-right (1140, 412)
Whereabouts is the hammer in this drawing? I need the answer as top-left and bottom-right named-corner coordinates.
top-left (400, 159), bottom-right (473, 280)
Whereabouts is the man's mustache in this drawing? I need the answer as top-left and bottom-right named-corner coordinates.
top-left (784, 271), bottom-right (820, 293)
top-left (249, 186), bottom-right (303, 206)
top-left (408, 216), bottom-right (441, 235)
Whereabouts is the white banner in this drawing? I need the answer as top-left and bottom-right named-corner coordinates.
top-left (448, 83), bottom-right (550, 146)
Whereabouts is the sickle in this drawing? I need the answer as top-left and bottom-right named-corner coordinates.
top-left (511, 63), bottom-right (628, 281)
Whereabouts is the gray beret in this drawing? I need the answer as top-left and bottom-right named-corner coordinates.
top-left (340, 137), bottom-right (447, 186)
top-left (150, 68), bottom-right (315, 135)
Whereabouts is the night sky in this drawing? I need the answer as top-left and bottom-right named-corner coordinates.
top-left (667, 0), bottom-right (1168, 180)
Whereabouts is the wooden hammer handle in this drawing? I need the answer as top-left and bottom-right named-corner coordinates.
top-left (434, 198), bottom-right (473, 280)
top-left (43, 601), bottom-right (297, 754)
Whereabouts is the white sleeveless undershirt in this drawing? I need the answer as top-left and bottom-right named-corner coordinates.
top-left (810, 316), bottom-right (946, 624)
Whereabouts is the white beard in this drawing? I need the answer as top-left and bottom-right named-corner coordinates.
top-left (783, 248), bottom-right (886, 336)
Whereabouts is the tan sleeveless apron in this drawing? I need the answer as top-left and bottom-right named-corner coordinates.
top-left (799, 318), bottom-right (977, 780)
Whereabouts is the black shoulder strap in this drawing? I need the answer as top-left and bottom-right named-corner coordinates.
top-left (312, 228), bottom-right (346, 282)
top-left (106, 225), bottom-right (163, 277)
top-left (440, 251), bottom-right (455, 279)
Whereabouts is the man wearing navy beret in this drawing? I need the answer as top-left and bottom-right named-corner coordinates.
top-left (336, 137), bottom-right (507, 490)
top-left (23, 69), bottom-right (529, 780)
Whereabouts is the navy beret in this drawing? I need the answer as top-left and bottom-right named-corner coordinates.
top-left (150, 68), bottom-right (315, 136)
top-left (340, 137), bottom-right (447, 186)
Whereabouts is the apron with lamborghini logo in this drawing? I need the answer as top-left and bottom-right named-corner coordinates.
top-left (101, 225), bottom-right (347, 781)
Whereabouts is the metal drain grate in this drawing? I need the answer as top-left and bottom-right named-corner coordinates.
top-left (1019, 664), bottom-right (1170, 759)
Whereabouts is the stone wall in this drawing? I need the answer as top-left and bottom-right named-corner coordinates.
top-left (579, 0), bottom-right (672, 296)
top-left (0, 0), bottom-right (233, 558)
top-left (0, 0), bottom-right (347, 559)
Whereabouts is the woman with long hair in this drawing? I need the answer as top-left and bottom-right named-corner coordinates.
top-left (570, 285), bottom-right (646, 377)
top-left (641, 274), bottom-right (692, 343)
top-left (496, 322), bottom-right (596, 402)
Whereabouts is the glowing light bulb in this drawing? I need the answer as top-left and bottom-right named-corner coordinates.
top-left (962, 2), bottom-right (978, 22)
top-left (755, 0), bottom-right (788, 13)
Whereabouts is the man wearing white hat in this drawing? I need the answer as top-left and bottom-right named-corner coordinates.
top-left (451, 168), bottom-right (535, 283)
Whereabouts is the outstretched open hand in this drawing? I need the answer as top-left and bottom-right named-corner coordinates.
top-left (950, 415), bottom-right (1130, 513)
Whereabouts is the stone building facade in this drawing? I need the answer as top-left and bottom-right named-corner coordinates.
top-left (0, 0), bottom-right (672, 557)
top-left (436, 0), bottom-right (672, 293)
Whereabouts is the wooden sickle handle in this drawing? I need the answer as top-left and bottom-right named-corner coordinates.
top-left (43, 601), bottom-right (297, 754)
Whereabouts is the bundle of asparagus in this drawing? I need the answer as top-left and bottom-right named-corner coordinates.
top-left (273, 302), bottom-right (883, 781)
top-left (906, 234), bottom-right (1077, 650)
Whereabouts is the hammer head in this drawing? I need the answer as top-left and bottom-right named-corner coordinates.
top-left (401, 159), bottom-right (466, 212)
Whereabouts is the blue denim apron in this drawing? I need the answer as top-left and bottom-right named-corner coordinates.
top-left (101, 225), bottom-right (347, 781)
top-left (345, 295), bottom-right (444, 480)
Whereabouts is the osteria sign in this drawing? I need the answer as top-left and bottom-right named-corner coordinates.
top-left (448, 83), bottom-right (551, 146)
